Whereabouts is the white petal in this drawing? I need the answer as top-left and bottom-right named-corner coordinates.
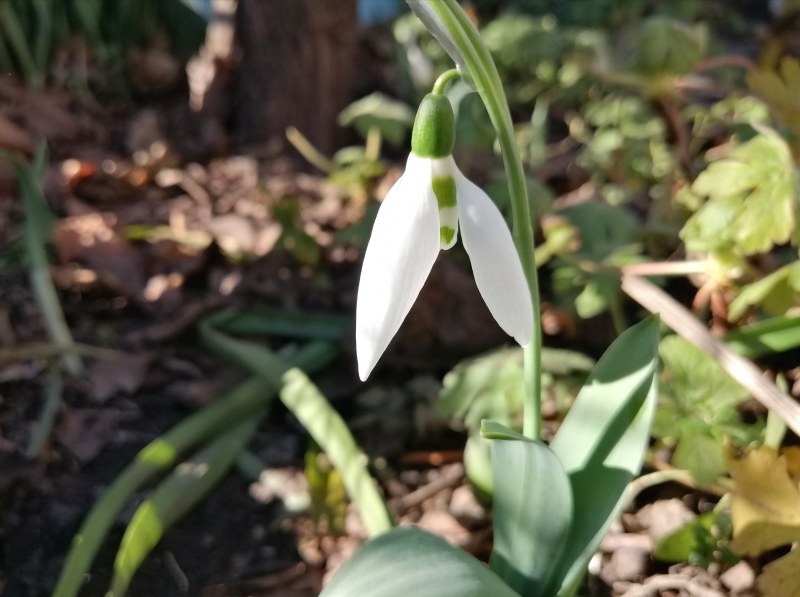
top-left (356, 155), bottom-right (440, 380)
top-left (455, 168), bottom-right (533, 346)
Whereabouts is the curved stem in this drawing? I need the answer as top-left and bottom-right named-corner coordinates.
top-left (410, 0), bottom-right (543, 440)
top-left (432, 68), bottom-right (462, 95)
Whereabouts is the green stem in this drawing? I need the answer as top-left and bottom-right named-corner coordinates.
top-left (410, 0), bottom-right (543, 440)
top-left (432, 68), bottom-right (462, 95)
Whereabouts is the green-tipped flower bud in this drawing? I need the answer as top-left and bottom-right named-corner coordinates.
top-left (411, 93), bottom-right (455, 159)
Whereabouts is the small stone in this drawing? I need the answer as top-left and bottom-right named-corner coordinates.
top-left (720, 561), bottom-right (755, 594)
top-left (637, 499), bottom-right (695, 542)
top-left (449, 485), bottom-right (486, 526)
top-left (417, 510), bottom-right (470, 547)
top-left (601, 546), bottom-right (650, 584)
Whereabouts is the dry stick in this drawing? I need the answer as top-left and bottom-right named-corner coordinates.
top-left (618, 574), bottom-right (725, 597)
top-left (622, 274), bottom-right (800, 437)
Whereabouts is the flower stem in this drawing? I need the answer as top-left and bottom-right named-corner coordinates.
top-left (409, 0), bottom-right (543, 440)
top-left (432, 68), bottom-right (462, 95)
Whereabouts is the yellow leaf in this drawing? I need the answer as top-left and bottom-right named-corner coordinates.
top-left (757, 548), bottom-right (800, 597)
top-left (783, 446), bottom-right (800, 478)
top-left (725, 444), bottom-right (800, 556)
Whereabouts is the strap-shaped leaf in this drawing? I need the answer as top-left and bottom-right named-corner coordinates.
top-left (485, 421), bottom-right (573, 596)
top-left (549, 316), bottom-right (659, 596)
top-left (108, 418), bottom-right (260, 596)
top-left (321, 527), bottom-right (519, 597)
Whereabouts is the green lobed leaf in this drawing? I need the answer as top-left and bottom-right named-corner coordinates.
top-left (671, 426), bottom-right (726, 487)
top-left (728, 262), bottom-right (800, 321)
top-left (438, 347), bottom-right (594, 433)
top-left (633, 16), bottom-right (706, 78)
top-left (338, 92), bottom-right (415, 146)
top-left (549, 317), bottom-right (659, 596)
top-left (485, 422), bottom-right (573, 596)
top-left (658, 335), bottom-right (750, 423)
top-left (321, 527), bottom-right (519, 597)
top-left (682, 129), bottom-right (796, 256)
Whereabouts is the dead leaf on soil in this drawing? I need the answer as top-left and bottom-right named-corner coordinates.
top-left (55, 408), bottom-right (119, 463)
top-left (758, 548), bottom-right (800, 597)
top-left (54, 212), bottom-right (147, 295)
top-left (0, 114), bottom-right (35, 153)
top-left (726, 443), bottom-right (800, 597)
top-left (86, 352), bottom-right (153, 403)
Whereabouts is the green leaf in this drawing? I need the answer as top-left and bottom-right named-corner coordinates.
top-left (633, 17), bottom-right (706, 77)
top-left (658, 335), bottom-right (750, 422)
top-left (8, 144), bottom-right (82, 376)
top-left (108, 418), bottom-right (259, 596)
top-left (338, 92), bottom-right (415, 146)
top-left (672, 427), bottom-right (726, 487)
top-left (438, 347), bottom-right (594, 433)
top-left (728, 262), bottom-right (800, 321)
top-left (438, 348), bottom-right (524, 431)
top-left (654, 511), bottom-right (718, 563)
top-left (682, 129), bottom-right (796, 256)
top-left (656, 335), bottom-right (756, 485)
top-left (52, 342), bottom-right (336, 597)
top-left (280, 369), bottom-right (393, 536)
top-left (202, 312), bottom-right (392, 536)
top-left (321, 527), bottom-right (519, 597)
top-left (486, 422), bottom-right (573, 596)
top-left (463, 434), bottom-right (493, 502)
top-left (725, 314), bottom-right (800, 358)
top-left (549, 317), bottom-right (659, 595)
top-left (204, 307), bottom-right (351, 341)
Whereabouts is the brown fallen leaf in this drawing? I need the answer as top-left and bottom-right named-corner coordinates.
top-left (0, 114), bottom-right (35, 153)
top-left (55, 408), bottom-right (119, 463)
top-left (54, 212), bottom-right (147, 296)
top-left (86, 352), bottom-right (153, 403)
top-left (725, 443), bottom-right (800, 597)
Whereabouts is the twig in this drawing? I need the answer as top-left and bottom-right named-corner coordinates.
top-left (618, 574), bottom-right (724, 597)
top-left (0, 342), bottom-right (122, 363)
top-left (392, 463), bottom-right (464, 511)
top-left (622, 274), bottom-right (800, 437)
top-left (25, 365), bottom-right (62, 457)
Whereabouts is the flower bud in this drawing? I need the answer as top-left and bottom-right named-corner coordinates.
top-left (411, 93), bottom-right (455, 159)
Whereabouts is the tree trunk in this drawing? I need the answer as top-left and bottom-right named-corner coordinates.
top-left (234, 0), bottom-right (358, 155)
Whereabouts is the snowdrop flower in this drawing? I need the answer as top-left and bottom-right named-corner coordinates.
top-left (356, 92), bottom-right (533, 380)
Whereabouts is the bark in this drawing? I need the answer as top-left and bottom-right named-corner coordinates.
top-left (234, 0), bottom-right (358, 155)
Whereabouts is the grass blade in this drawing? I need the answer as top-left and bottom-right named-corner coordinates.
top-left (1, 0), bottom-right (39, 86)
top-left (108, 417), bottom-right (260, 596)
top-left (25, 364), bottom-right (62, 457)
top-left (9, 145), bottom-right (82, 376)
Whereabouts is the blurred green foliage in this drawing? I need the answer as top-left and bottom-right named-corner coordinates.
top-left (0, 0), bottom-right (205, 89)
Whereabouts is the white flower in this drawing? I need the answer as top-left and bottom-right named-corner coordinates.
top-left (355, 152), bottom-right (533, 380)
